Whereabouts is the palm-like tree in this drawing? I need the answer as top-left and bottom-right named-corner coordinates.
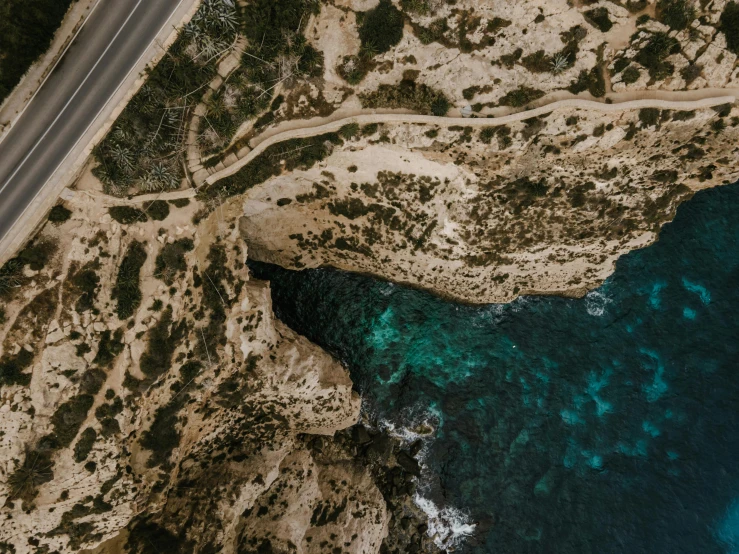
top-left (551, 53), bottom-right (571, 74)
top-left (110, 144), bottom-right (134, 172)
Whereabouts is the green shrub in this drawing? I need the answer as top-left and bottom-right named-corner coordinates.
top-left (498, 86), bottom-right (545, 107)
top-left (584, 8), bottom-right (613, 32)
top-left (50, 395), bottom-right (94, 447)
top-left (680, 63), bottom-right (702, 84)
top-left (7, 448), bottom-right (54, 503)
top-left (359, 80), bottom-right (451, 115)
top-left (15, 239), bottom-right (57, 271)
top-left (109, 206), bottom-right (147, 224)
top-left (521, 50), bottom-right (552, 73)
top-left (73, 428), bottom-right (97, 463)
top-left (155, 238), bottom-right (194, 285)
top-left (71, 266), bottom-right (100, 313)
top-left (339, 123), bottom-right (360, 139)
top-left (720, 1), bottom-right (739, 54)
top-left (359, 0), bottom-right (404, 54)
top-left (0, 348), bottom-right (34, 387)
top-left (622, 66), bottom-right (641, 84)
top-left (568, 66), bottom-right (605, 97)
top-left (169, 198), bottom-right (191, 208)
top-left (636, 14), bottom-right (651, 25)
top-left (635, 32), bottom-right (680, 81)
top-left (143, 200), bottom-right (170, 221)
top-left (657, 0), bottom-right (696, 30)
top-left (48, 204), bottom-right (72, 224)
top-left (113, 241), bottom-right (147, 319)
top-left (639, 108), bottom-right (661, 127)
top-left (139, 307), bottom-right (187, 379)
top-left (140, 398), bottom-right (185, 467)
top-left (92, 329), bottom-right (124, 368)
top-left (431, 96), bottom-right (450, 116)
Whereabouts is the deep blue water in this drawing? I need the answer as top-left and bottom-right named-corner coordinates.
top-left (249, 183), bottom-right (739, 554)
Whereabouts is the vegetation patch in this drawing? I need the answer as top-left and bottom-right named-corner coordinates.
top-left (359, 80), bottom-right (450, 115)
top-left (73, 428), bottom-right (97, 463)
top-left (568, 66), bottom-right (605, 97)
top-left (113, 241), bottom-right (147, 319)
top-left (721, 2), bottom-right (739, 54)
top-left (583, 8), bottom-right (613, 32)
top-left (93, 329), bottom-right (125, 368)
top-left (139, 306), bottom-right (187, 380)
top-left (109, 206), bottom-right (147, 224)
top-left (498, 86), bottom-right (545, 107)
top-left (143, 200), bottom-right (170, 221)
top-left (70, 264), bottom-right (100, 313)
top-left (0, 348), bottom-right (34, 388)
top-left (359, 0), bottom-right (404, 54)
top-left (48, 204), bottom-right (72, 224)
top-left (635, 32), bottom-right (680, 81)
top-left (169, 198), bottom-right (191, 208)
top-left (49, 394), bottom-right (94, 447)
top-left (7, 448), bottom-right (54, 505)
top-left (657, 0), bottom-right (696, 30)
top-left (196, 245), bottom-right (236, 362)
top-left (155, 238), bottom-right (195, 285)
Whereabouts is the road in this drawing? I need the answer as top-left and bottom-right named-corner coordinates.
top-left (0, 0), bottom-right (185, 250)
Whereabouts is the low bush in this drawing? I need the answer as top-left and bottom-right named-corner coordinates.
top-left (584, 8), bottom-right (613, 32)
top-left (635, 32), bottom-right (680, 81)
top-left (568, 66), bottom-right (605, 97)
top-left (169, 198), bottom-right (190, 208)
top-left (622, 66), bottom-right (641, 84)
top-left (498, 86), bottom-right (545, 107)
top-left (359, 80), bottom-right (451, 115)
top-left (92, 329), bottom-right (125, 368)
top-left (359, 0), bottom-right (404, 54)
top-left (112, 241), bottom-right (147, 319)
top-left (16, 239), bottom-right (57, 271)
top-left (139, 307), bottom-right (187, 379)
top-left (109, 206), bottom-right (147, 224)
top-left (70, 266), bottom-right (100, 313)
top-left (48, 204), bottom-right (72, 224)
top-left (73, 428), bottom-right (97, 463)
top-left (657, 0), bottom-right (696, 30)
top-left (155, 238), bottom-right (194, 285)
top-left (143, 200), bottom-right (170, 221)
top-left (50, 395), bottom-right (95, 447)
top-left (0, 348), bottom-right (34, 387)
top-left (720, 2), bottom-right (739, 54)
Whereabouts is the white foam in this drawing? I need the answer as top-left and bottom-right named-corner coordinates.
top-left (414, 493), bottom-right (477, 549)
top-left (585, 289), bottom-right (611, 316)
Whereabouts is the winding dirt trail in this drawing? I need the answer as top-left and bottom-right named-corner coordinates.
top-left (201, 89), bottom-right (738, 187)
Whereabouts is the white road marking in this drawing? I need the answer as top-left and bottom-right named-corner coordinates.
top-left (0, 0), bottom-right (104, 149)
top-left (0, 0), bottom-right (148, 197)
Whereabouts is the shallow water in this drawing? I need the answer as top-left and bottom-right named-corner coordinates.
top-left (249, 182), bottom-right (739, 553)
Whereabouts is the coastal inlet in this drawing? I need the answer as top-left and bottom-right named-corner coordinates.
top-left (251, 182), bottom-right (739, 553)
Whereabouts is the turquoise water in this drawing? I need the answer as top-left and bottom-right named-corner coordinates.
top-left (249, 183), bottom-right (739, 553)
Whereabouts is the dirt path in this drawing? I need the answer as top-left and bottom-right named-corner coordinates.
top-left (203, 89), bottom-right (738, 186)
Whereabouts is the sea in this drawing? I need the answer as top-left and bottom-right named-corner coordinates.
top-left (249, 182), bottom-right (739, 554)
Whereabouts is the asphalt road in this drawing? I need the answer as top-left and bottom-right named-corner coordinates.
top-left (0, 0), bottom-right (184, 248)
